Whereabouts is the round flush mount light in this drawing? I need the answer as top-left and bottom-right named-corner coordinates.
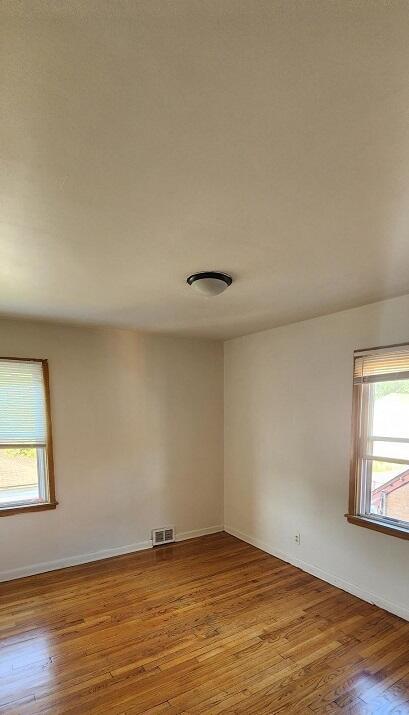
top-left (187, 271), bottom-right (233, 297)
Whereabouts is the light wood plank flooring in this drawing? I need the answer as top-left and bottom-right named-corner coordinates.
top-left (1, 532), bottom-right (409, 714)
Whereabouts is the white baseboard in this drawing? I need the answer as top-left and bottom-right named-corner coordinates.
top-left (176, 525), bottom-right (224, 541)
top-left (0, 525), bottom-right (224, 583)
top-left (224, 525), bottom-right (409, 622)
top-left (0, 539), bottom-right (153, 583)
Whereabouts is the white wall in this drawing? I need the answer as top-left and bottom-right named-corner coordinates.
top-left (224, 294), bottom-right (409, 620)
top-left (0, 320), bottom-right (224, 580)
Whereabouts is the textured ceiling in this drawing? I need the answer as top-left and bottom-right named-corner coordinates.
top-left (2, 0), bottom-right (409, 339)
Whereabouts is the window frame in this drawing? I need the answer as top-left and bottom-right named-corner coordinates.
top-left (347, 342), bottom-right (409, 540)
top-left (0, 357), bottom-right (57, 517)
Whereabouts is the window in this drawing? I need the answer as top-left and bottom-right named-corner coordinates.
top-left (347, 343), bottom-right (409, 539)
top-left (0, 358), bottom-right (56, 516)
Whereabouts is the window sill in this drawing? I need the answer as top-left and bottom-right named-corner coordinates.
top-left (0, 501), bottom-right (58, 517)
top-left (346, 514), bottom-right (409, 540)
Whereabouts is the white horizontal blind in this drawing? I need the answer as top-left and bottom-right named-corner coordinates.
top-left (0, 360), bottom-right (47, 446)
top-left (354, 345), bottom-right (409, 384)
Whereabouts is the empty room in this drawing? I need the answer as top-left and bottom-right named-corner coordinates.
top-left (1, 1), bottom-right (409, 713)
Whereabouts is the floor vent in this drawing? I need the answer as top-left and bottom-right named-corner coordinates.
top-left (152, 526), bottom-right (175, 546)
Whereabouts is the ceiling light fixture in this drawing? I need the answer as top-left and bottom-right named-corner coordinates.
top-left (187, 271), bottom-right (233, 297)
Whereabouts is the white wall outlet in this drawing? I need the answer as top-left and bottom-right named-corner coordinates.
top-left (295, 532), bottom-right (301, 545)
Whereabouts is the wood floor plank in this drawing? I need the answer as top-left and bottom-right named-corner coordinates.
top-left (1, 532), bottom-right (408, 714)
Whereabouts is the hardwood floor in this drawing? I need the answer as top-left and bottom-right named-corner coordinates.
top-left (1, 532), bottom-right (409, 714)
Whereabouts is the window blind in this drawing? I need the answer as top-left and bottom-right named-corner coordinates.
top-left (354, 345), bottom-right (409, 384)
top-left (0, 360), bottom-right (47, 446)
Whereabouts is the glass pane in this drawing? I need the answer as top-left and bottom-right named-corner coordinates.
top-left (0, 447), bottom-right (40, 506)
top-left (368, 460), bottom-right (409, 524)
top-left (370, 440), bottom-right (409, 461)
top-left (372, 380), bottom-right (409, 438)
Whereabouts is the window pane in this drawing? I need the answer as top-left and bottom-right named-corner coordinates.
top-left (368, 460), bottom-right (409, 524)
top-left (369, 440), bottom-right (409, 461)
top-left (372, 380), bottom-right (409, 438)
top-left (0, 360), bottom-right (47, 445)
top-left (0, 447), bottom-right (41, 506)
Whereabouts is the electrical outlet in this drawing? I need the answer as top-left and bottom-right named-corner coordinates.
top-left (295, 533), bottom-right (301, 545)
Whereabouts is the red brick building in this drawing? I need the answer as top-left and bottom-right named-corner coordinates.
top-left (372, 469), bottom-right (409, 522)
